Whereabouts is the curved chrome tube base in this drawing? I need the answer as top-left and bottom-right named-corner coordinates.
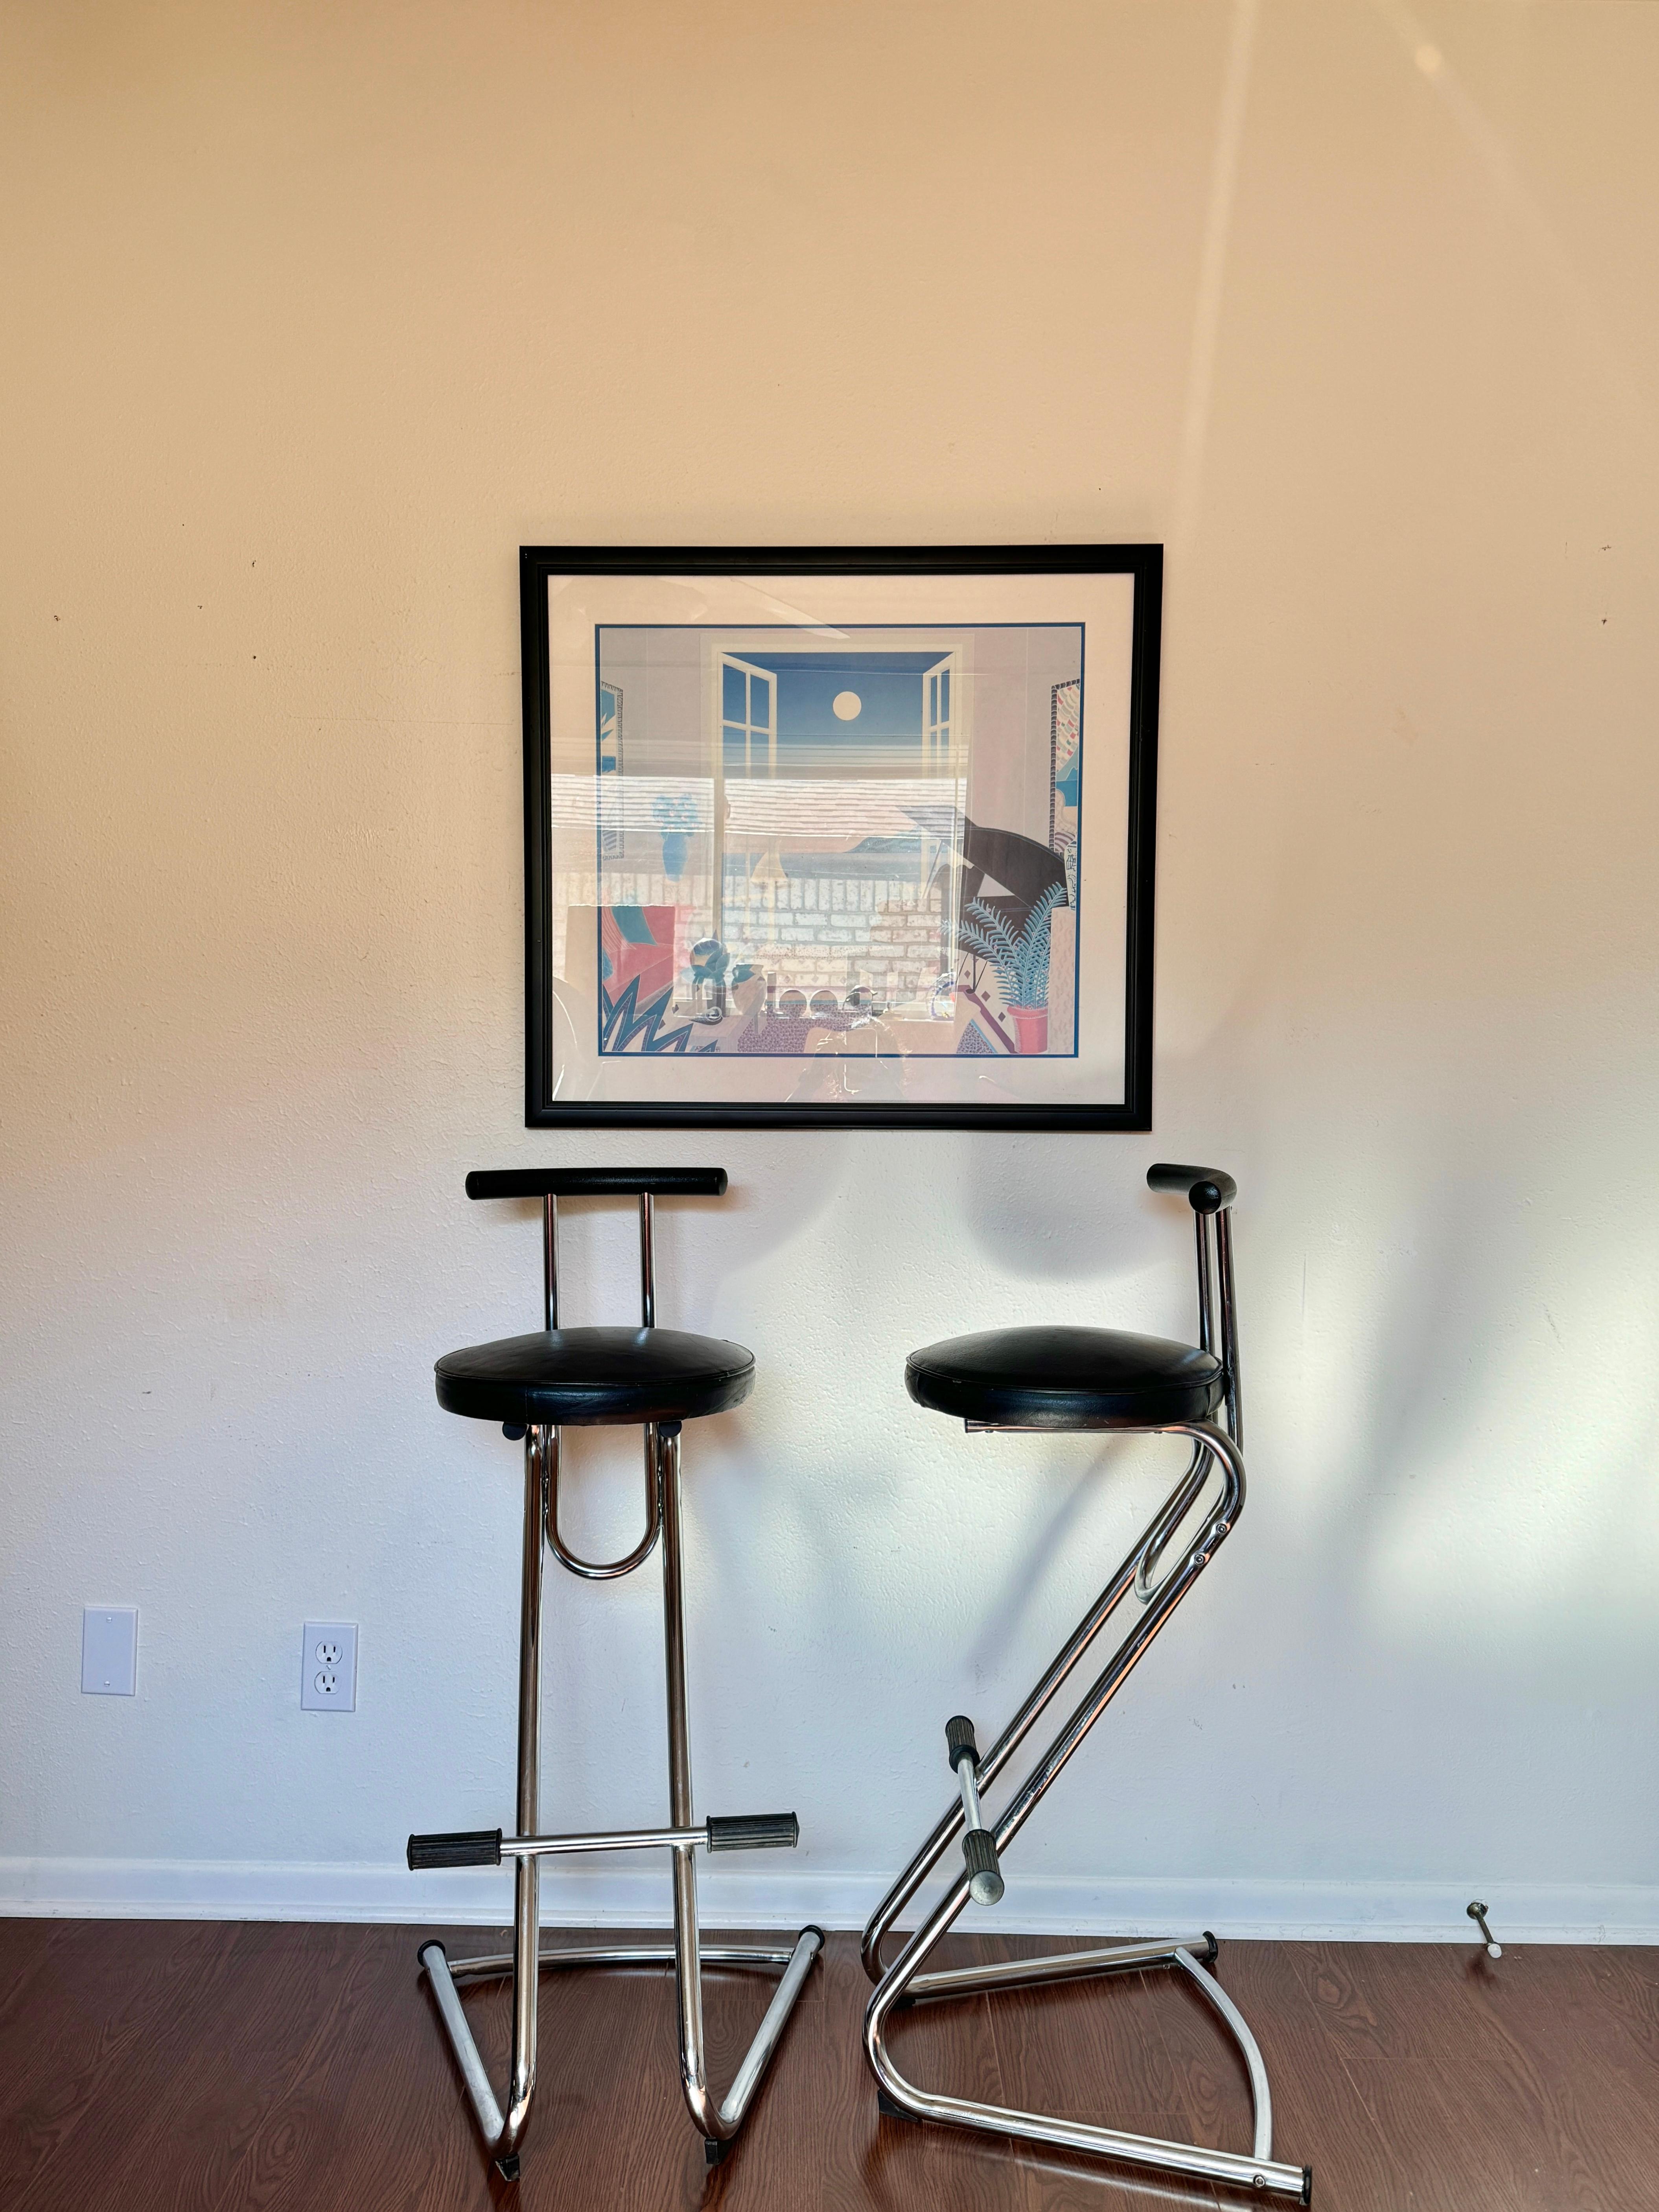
top-left (417, 1923), bottom-right (823, 2175)
top-left (860, 1414), bottom-right (1312, 2205)
top-left (866, 1976), bottom-right (1310, 2201)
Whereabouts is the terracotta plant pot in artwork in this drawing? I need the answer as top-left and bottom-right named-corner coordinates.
top-left (1010, 1005), bottom-right (1048, 1055)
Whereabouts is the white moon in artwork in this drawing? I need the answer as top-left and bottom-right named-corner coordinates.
top-left (832, 690), bottom-right (862, 720)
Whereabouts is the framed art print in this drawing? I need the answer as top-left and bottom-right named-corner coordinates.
top-left (521, 545), bottom-right (1160, 1129)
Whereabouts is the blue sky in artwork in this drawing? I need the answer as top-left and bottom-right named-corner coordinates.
top-left (599, 625), bottom-right (1083, 786)
top-left (730, 651), bottom-right (930, 775)
top-left (773, 665), bottom-right (922, 746)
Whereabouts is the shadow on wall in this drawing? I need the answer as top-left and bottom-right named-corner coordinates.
top-left (954, 1131), bottom-right (1173, 1293)
top-left (959, 1432), bottom-right (1184, 1685)
top-left (941, 969), bottom-right (1659, 1697)
top-left (1339, 1138), bottom-right (1659, 1677)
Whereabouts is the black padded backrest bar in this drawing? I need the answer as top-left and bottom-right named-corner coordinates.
top-left (465, 1168), bottom-right (728, 1201)
top-left (1147, 1162), bottom-right (1237, 1212)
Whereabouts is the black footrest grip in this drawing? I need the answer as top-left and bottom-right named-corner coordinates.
top-left (962, 1825), bottom-right (1004, 1906)
top-left (705, 1812), bottom-right (799, 1853)
top-left (946, 1714), bottom-right (980, 1770)
top-left (407, 1827), bottom-right (503, 1871)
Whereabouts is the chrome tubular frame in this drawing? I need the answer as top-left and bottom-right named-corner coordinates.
top-left (541, 1193), bottom-right (558, 1332)
top-left (416, 1190), bottom-right (821, 2178)
top-left (442, 1941), bottom-right (800, 1985)
top-left (657, 1424), bottom-right (825, 2142)
top-left (861, 1197), bottom-right (1310, 2206)
top-left (545, 1421), bottom-right (662, 1578)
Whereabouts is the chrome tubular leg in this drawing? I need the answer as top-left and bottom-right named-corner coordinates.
top-left (862, 1428), bottom-right (1223, 1983)
top-left (986, 1422), bottom-right (1240, 1866)
top-left (661, 1424), bottom-right (715, 2132)
top-left (1135, 1438), bottom-right (1213, 1602)
top-left (502, 1422), bottom-right (549, 2160)
top-left (660, 1424), bottom-right (823, 2149)
top-left (862, 1424), bottom-right (1309, 2203)
top-left (419, 1940), bottom-right (505, 2143)
top-left (419, 1418), bottom-right (817, 2177)
top-left (418, 1427), bottom-right (549, 2177)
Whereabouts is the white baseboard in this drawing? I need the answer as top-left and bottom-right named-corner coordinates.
top-left (3, 1858), bottom-right (1657, 1942)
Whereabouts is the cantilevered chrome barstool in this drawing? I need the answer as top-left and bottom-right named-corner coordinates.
top-left (409, 1167), bottom-right (822, 2181)
top-left (862, 1164), bottom-right (1312, 2205)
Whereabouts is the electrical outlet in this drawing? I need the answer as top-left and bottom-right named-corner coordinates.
top-left (300, 1621), bottom-right (357, 1711)
top-left (82, 1606), bottom-right (138, 1696)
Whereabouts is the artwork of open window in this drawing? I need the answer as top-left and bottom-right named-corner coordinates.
top-left (523, 548), bottom-right (1160, 1129)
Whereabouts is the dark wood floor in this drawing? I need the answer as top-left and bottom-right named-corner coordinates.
top-left (1, 1919), bottom-right (1654, 2210)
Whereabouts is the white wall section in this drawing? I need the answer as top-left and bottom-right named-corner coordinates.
top-left (2, 0), bottom-right (1656, 1935)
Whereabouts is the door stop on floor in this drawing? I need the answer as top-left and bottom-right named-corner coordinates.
top-left (1466, 1901), bottom-right (1502, 1959)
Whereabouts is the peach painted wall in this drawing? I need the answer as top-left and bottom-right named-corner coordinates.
top-left (2, 0), bottom-right (1656, 1934)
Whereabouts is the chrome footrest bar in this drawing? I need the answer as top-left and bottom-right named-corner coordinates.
top-left (503, 1823), bottom-right (701, 1857)
top-left (409, 1813), bottom-right (799, 1868)
top-left (946, 1718), bottom-right (1005, 1906)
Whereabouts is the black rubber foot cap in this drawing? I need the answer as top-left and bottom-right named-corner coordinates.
top-left (876, 2087), bottom-right (904, 2119)
top-left (1302, 2167), bottom-right (1314, 2205)
top-left (494, 2151), bottom-right (521, 2182)
top-left (704, 2136), bottom-right (729, 2166)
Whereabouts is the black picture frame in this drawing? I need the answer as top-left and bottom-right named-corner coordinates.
top-left (520, 544), bottom-right (1161, 1130)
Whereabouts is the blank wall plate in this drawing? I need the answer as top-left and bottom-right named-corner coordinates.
top-left (301, 1621), bottom-right (357, 1712)
top-left (82, 1606), bottom-right (138, 1696)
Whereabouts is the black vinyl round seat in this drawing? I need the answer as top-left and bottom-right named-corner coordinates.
top-left (906, 1326), bottom-right (1224, 1430)
top-left (436, 1326), bottom-right (754, 1429)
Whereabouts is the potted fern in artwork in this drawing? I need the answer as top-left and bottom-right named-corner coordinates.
top-left (958, 881), bottom-right (1065, 1054)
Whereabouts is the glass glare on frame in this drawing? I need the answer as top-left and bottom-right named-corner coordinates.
top-left (576, 624), bottom-right (1085, 1064)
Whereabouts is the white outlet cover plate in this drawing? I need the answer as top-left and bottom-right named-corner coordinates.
top-left (301, 1620), bottom-right (358, 1712)
top-left (82, 1606), bottom-right (138, 1696)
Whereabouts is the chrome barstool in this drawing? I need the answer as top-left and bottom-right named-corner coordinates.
top-left (409, 1167), bottom-right (822, 2181)
top-left (862, 1164), bottom-right (1312, 2205)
